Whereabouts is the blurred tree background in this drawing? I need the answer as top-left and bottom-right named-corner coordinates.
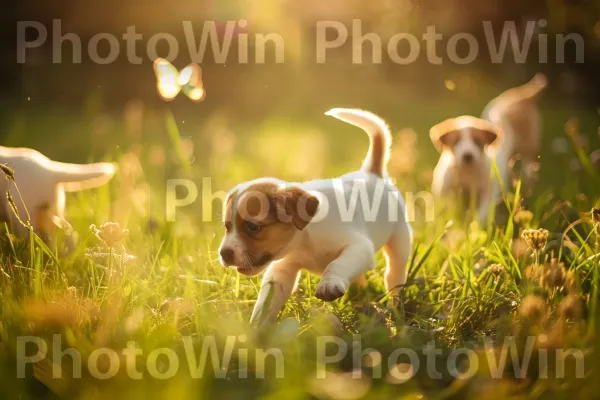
top-left (1, 0), bottom-right (599, 168)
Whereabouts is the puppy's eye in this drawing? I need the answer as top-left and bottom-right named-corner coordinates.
top-left (244, 221), bottom-right (261, 235)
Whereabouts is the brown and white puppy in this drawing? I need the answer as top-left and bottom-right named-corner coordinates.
top-left (430, 74), bottom-right (547, 222)
top-left (0, 146), bottom-right (116, 240)
top-left (219, 109), bottom-right (413, 325)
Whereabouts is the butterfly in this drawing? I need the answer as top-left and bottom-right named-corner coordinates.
top-left (152, 58), bottom-right (206, 102)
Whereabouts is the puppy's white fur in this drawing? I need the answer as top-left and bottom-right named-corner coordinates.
top-left (0, 146), bottom-right (116, 239)
top-left (430, 74), bottom-right (547, 222)
top-left (219, 109), bottom-right (413, 325)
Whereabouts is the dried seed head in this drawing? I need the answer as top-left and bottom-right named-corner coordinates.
top-left (90, 222), bottom-right (129, 248)
top-left (525, 264), bottom-right (541, 282)
top-left (565, 270), bottom-right (579, 294)
top-left (592, 208), bottom-right (600, 224)
top-left (559, 295), bottom-right (583, 322)
top-left (6, 191), bottom-right (27, 228)
top-left (486, 263), bottom-right (506, 277)
top-left (514, 209), bottom-right (534, 225)
top-left (0, 164), bottom-right (15, 181)
top-left (592, 208), bottom-right (600, 237)
top-left (522, 228), bottom-right (549, 252)
top-left (519, 295), bottom-right (547, 323)
top-left (541, 258), bottom-right (567, 289)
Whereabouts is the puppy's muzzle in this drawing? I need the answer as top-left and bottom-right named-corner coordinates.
top-left (219, 247), bottom-right (235, 265)
top-left (462, 153), bottom-right (474, 164)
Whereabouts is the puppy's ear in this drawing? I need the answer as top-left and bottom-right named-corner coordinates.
top-left (431, 116), bottom-right (502, 152)
top-left (465, 116), bottom-right (503, 149)
top-left (223, 189), bottom-right (238, 221)
top-left (224, 190), bottom-right (237, 208)
top-left (278, 187), bottom-right (319, 230)
top-left (471, 127), bottom-right (501, 149)
top-left (430, 119), bottom-right (461, 152)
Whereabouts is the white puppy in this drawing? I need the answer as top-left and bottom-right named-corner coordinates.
top-left (0, 146), bottom-right (116, 240)
top-left (430, 74), bottom-right (547, 222)
top-left (218, 109), bottom-right (413, 325)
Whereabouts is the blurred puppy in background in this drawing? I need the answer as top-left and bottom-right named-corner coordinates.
top-left (430, 74), bottom-right (547, 222)
top-left (218, 108), bottom-right (413, 326)
top-left (0, 147), bottom-right (116, 241)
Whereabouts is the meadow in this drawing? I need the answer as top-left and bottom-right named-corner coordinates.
top-left (0, 73), bottom-right (600, 399)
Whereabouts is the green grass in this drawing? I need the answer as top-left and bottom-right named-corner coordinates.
top-left (0, 89), bottom-right (600, 399)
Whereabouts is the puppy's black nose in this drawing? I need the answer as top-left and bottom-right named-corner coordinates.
top-left (219, 248), bottom-right (235, 265)
top-left (463, 153), bottom-right (474, 164)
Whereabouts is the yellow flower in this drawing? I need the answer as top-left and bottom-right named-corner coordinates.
top-left (522, 228), bottom-right (549, 252)
top-left (90, 222), bottom-right (129, 248)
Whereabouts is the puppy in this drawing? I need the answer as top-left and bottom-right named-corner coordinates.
top-left (0, 146), bottom-right (116, 240)
top-left (218, 109), bottom-right (413, 325)
top-left (430, 74), bottom-right (547, 222)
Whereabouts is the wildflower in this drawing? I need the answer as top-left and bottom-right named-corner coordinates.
top-left (90, 222), bottom-right (129, 248)
top-left (564, 117), bottom-right (579, 138)
top-left (519, 295), bottom-right (546, 324)
top-left (559, 295), bottom-right (583, 322)
top-left (486, 263), bottom-right (505, 277)
top-left (514, 209), bottom-right (534, 225)
top-left (540, 259), bottom-right (566, 289)
top-left (522, 228), bottom-right (549, 252)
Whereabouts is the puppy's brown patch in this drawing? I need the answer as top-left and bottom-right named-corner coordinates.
top-left (224, 182), bottom-right (319, 267)
top-left (430, 116), bottom-right (503, 152)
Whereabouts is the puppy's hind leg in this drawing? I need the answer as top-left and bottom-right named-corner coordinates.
top-left (383, 222), bottom-right (412, 297)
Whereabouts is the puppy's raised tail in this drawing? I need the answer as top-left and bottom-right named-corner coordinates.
top-left (517, 73), bottom-right (548, 102)
top-left (484, 73), bottom-right (548, 122)
top-left (325, 108), bottom-right (391, 178)
top-left (50, 161), bottom-right (117, 192)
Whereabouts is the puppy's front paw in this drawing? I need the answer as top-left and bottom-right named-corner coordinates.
top-left (316, 276), bottom-right (349, 301)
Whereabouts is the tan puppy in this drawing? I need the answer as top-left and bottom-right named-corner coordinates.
top-left (0, 146), bottom-right (116, 239)
top-left (218, 109), bottom-right (413, 325)
top-left (430, 74), bottom-right (547, 222)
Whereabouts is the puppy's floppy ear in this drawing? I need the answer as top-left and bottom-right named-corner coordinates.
top-left (471, 127), bottom-right (501, 149)
top-left (430, 116), bottom-right (503, 152)
top-left (278, 187), bottom-right (319, 230)
top-left (224, 190), bottom-right (237, 207)
top-left (464, 116), bottom-right (503, 149)
top-left (223, 189), bottom-right (238, 221)
top-left (430, 118), bottom-right (462, 152)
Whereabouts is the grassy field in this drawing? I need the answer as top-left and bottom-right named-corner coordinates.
top-left (1, 80), bottom-right (600, 399)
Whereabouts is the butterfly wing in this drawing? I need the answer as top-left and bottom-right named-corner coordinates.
top-left (153, 58), bottom-right (182, 101)
top-left (179, 64), bottom-right (206, 102)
